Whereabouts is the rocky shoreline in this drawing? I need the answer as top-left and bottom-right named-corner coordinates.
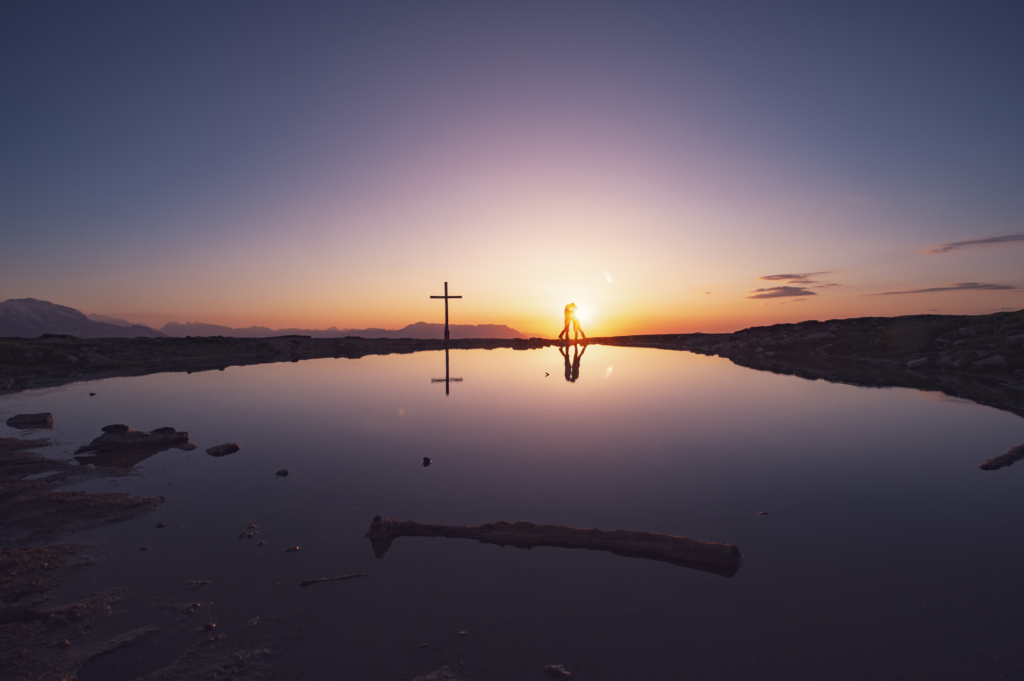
top-left (5, 310), bottom-right (1020, 417)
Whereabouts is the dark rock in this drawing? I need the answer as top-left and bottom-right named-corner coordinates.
top-left (285, 546), bottom-right (300, 553)
top-left (86, 352), bottom-right (115, 366)
top-left (258, 541), bottom-right (265, 546)
top-left (6, 413), bottom-right (53, 428)
top-left (206, 443), bottom-right (240, 457)
top-left (156, 522), bottom-right (167, 528)
top-left (422, 457), bottom-right (432, 467)
top-left (959, 327), bottom-right (978, 337)
top-left (89, 392), bottom-right (96, 396)
top-left (76, 425), bottom-right (193, 454)
top-left (203, 622), bottom-right (216, 631)
top-left (758, 511), bottom-right (770, 515)
top-left (275, 469), bottom-right (289, 477)
top-left (74, 425), bottom-right (196, 469)
top-left (974, 355), bottom-right (1007, 368)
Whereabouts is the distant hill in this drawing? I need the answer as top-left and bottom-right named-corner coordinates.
top-left (161, 320), bottom-right (541, 339)
top-left (87, 313), bottom-right (138, 328)
top-left (0, 299), bottom-right (167, 338)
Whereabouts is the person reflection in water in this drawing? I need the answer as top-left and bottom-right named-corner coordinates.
top-left (559, 343), bottom-right (586, 383)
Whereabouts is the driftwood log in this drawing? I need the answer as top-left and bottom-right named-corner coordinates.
top-left (364, 516), bottom-right (742, 577)
top-left (980, 443), bottom-right (1024, 471)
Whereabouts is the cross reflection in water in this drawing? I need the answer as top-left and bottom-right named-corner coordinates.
top-left (430, 346), bottom-right (463, 396)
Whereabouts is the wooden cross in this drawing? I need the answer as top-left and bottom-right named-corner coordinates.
top-left (431, 347), bottom-right (463, 396)
top-left (429, 281), bottom-right (462, 341)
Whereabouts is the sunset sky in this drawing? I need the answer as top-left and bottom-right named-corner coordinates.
top-left (2, 2), bottom-right (1022, 336)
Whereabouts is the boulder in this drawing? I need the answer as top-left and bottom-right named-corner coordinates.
top-left (75, 424), bottom-right (194, 454)
top-left (6, 413), bottom-right (53, 428)
top-left (958, 327), bottom-right (977, 337)
top-left (906, 357), bottom-right (928, 368)
top-left (973, 355), bottom-right (1008, 371)
top-left (1008, 333), bottom-right (1024, 347)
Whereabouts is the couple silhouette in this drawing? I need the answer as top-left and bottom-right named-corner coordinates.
top-left (557, 303), bottom-right (586, 343)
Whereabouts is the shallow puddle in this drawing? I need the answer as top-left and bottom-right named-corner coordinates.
top-left (3, 346), bottom-right (1023, 679)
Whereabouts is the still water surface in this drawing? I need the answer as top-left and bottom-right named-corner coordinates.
top-left (5, 346), bottom-right (1024, 680)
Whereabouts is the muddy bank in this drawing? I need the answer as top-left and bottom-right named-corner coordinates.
top-left (0, 436), bottom-right (169, 679)
top-left (0, 433), bottom-right (303, 681)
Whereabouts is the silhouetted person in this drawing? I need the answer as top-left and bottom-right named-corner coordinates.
top-left (560, 345), bottom-right (572, 381)
top-left (558, 303), bottom-right (574, 340)
top-left (571, 304), bottom-right (586, 342)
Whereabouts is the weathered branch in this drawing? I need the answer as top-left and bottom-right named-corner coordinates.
top-left (980, 443), bottom-right (1024, 471)
top-left (300, 573), bottom-right (368, 587)
top-left (364, 516), bottom-right (741, 577)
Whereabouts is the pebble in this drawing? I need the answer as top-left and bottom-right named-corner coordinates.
top-left (276, 469), bottom-right (290, 477)
top-left (285, 546), bottom-right (300, 553)
top-left (422, 457), bottom-right (432, 467)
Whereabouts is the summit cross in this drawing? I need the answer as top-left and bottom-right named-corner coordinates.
top-left (429, 281), bottom-right (462, 341)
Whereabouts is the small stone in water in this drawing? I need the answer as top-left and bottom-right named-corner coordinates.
top-left (206, 443), bottom-right (240, 457)
top-left (422, 457), bottom-right (432, 467)
top-left (285, 546), bottom-right (300, 553)
top-left (156, 522), bottom-right (167, 528)
top-left (276, 469), bottom-right (289, 477)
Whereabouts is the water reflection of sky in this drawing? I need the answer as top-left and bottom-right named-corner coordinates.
top-left (4, 346), bottom-right (1024, 680)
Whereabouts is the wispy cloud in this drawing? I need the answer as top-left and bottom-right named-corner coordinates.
top-left (759, 272), bottom-right (830, 284)
top-left (925, 234), bottom-right (1024, 254)
top-left (870, 282), bottom-right (1020, 296)
top-left (815, 283), bottom-right (841, 288)
top-left (748, 286), bottom-right (817, 299)
top-left (602, 271), bottom-right (614, 283)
